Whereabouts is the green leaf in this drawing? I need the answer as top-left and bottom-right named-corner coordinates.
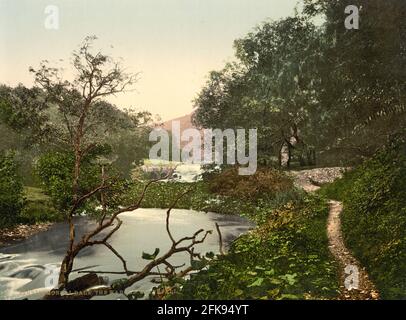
top-left (126, 291), bottom-right (145, 300)
top-left (248, 277), bottom-right (264, 287)
top-left (279, 294), bottom-right (300, 300)
top-left (280, 273), bottom-right (297, 285)
top-left (234, 289), bottom-right (244, 297)
top-left (205, 251), bottom-right (215, 259)
top-left (191, 258), bottom-right (208, 270)
top-left (111, 278), bottom-right (128, 290)
top-left (142, 248), bottom-right (160, 260)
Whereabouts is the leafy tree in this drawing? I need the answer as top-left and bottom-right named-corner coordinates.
top-left (0, 152), bottom-right (24, 227)
top-left (303, 0), bottom-right (406, 163)
top-left (193, 16), bottom-right (322, 166)
top-left (194, 1), bottom-right (406, 166)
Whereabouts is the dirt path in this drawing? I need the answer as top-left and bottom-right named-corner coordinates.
top-left (327, 200), bottom-right (379, 300)
top-left (290, 168), bottom-right (379, 300)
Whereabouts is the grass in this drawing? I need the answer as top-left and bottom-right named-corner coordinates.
top-left (317, 145), bottom-right (406, 299)
top-left (166, 194), bottom-right (339, 300)
top-left (20, 186), bottom-right (61, 225)
top-left (23, 186), bottom-right (51, 202)
top-left (127, 171), bottom-right (340, 300)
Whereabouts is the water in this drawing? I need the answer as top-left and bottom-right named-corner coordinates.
top-left (141, 160), bottom-right (204, 183)
top-left (0, 209), bottom-right (254, 300)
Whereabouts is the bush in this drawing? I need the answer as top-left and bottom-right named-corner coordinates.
top-left (35, 151), bottom-right (101, 211)
top-left (20, 201), bottom-right (61, 224)
top-left (0, 152), bottom-right (24, 227)
top-left (317, 169), bottom-right (357, 201)
top-left (208, 167), bottom-right (294, 202)
top-left (338, 144), bottom-right (406, 299)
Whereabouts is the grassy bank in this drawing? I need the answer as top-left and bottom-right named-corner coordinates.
top-left (167, 194), bottom-right (339, 300)
top-left (20, 186), bottom-right (62, 225)
top-left (318, 145), bottom-right (406, 299)
top-left (128, 168), bottom-right (340, 300)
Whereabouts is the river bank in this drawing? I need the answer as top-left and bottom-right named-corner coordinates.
top-left (0, 223), bottom-right (53, 247)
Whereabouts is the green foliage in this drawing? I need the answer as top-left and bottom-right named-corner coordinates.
top-left (127, 171), bottom-right (339, 300)
top-left (19, 202), bottom-right (61, 224)
top-left (127, 177), bottom-right (303, 225)
top-left (19, 187), bottom-right (62, 224)
top-left (207, 167), bottom-right (294, 202)
top-left (167, 194), bottom-right (339, 300)
top-left (0, 152), bottom-right (24, 227)
top-left (23, 186), bottom-right (50, 202)
top-left (193, 1), bottom-right (406, 166)
top-left (142, 248), bottom-right (160, 260)
top-left (317, 169), bottom-right (357, 201)
top-left (35, 151), bottom-right (100, 212)
top-left (338, 144), bottom-right (406, 299)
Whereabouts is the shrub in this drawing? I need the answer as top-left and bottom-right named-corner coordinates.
top-left (167, 195), bottom-right (339, 300)
top-left (208, 167), bottom-right (294, 202)
top-left (20, 201), bottom-right (61, 224)
top-left (339, 144), bottom-right (406, 299)
top-left (35, 151), bottom-right (101, 211)
top-left (0, 152), bottom-right (24, 227)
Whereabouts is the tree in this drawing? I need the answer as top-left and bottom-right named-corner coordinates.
top-left (0, 152), bottom-right (24, 227)
top-left (194, 1), bottom-right (406, 167)
top-left (303, 0), bottom-right (406, 163)
top-left (193, 16), bottom-right (321, 167)
top-left (30, 36), bottom-right (213, 295)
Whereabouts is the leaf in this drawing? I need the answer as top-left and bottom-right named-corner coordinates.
top-left (191, 258), bottom-right (208, 270)
top-left (267, 288), bottom-right (280, 298)
top-left (142, 248), bottom-right (160, 260)
top-left (126, 291), bottom-right (145, 300)
top-left (111, 278), bottom-right (128, 290)
top-left (270, 278), bottom-right (282, 285)
top-left (248, 277), bottom-right (264, 287)
top-left (205, 251), bottom-right (215, 259)
top-left (234, 289), bottom-right (244, 297)
top-left (279, 294), bottom-right (300, 300)
top-left (280, 273), bottom-right (297, 285)
top-left (265, 269), bottom-right (275, 276)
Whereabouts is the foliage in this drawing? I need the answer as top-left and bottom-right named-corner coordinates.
top-left (19, 202), bottom-right (61, 225)
top-left (193, 1), bottom-right (406, 167)
top-left (317, 169), bottom-right (357, 201)
top-left (336, 143), bottom-right (406, 299)
top-left (19, 187), bottom-right (62, 224)
top-left (193, 16), bottom-right (321, 166)
top-left (207, 167), bottom-right (294, 202)
top-left (127, 177), bottom-right (303, 225)
top-left (167, 194), bottom-right (339, 300)
top-left (35, 151), bottom-right (101, 212)
top-left (0, 152), bottom-right (24, 227)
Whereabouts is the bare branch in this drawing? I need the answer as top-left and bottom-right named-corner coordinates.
top-left (215, 223), bottom-right (225, 256)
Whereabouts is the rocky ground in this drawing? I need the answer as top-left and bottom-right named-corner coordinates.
top-left (289, 167), bottom-right (349, 192)
top-left (0, 223), bottom-right (52, 247)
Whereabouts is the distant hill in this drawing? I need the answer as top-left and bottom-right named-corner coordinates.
top-left (160, 112), bottom-right (204, 152)
top-left (162, 113), bottom-right (199, 132)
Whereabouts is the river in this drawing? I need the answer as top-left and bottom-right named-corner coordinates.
top-left (0, 208), bottom-right (254, 300)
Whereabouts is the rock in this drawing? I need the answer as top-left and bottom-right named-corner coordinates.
top-left (65, 273), bottom-right (106, 292)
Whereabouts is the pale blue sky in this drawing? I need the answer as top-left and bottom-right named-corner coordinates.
top-left (0, 0), bottom-right (299, 120)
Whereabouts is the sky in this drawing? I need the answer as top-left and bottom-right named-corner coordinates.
top-left (0, 0), bottom-right (299, 121)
